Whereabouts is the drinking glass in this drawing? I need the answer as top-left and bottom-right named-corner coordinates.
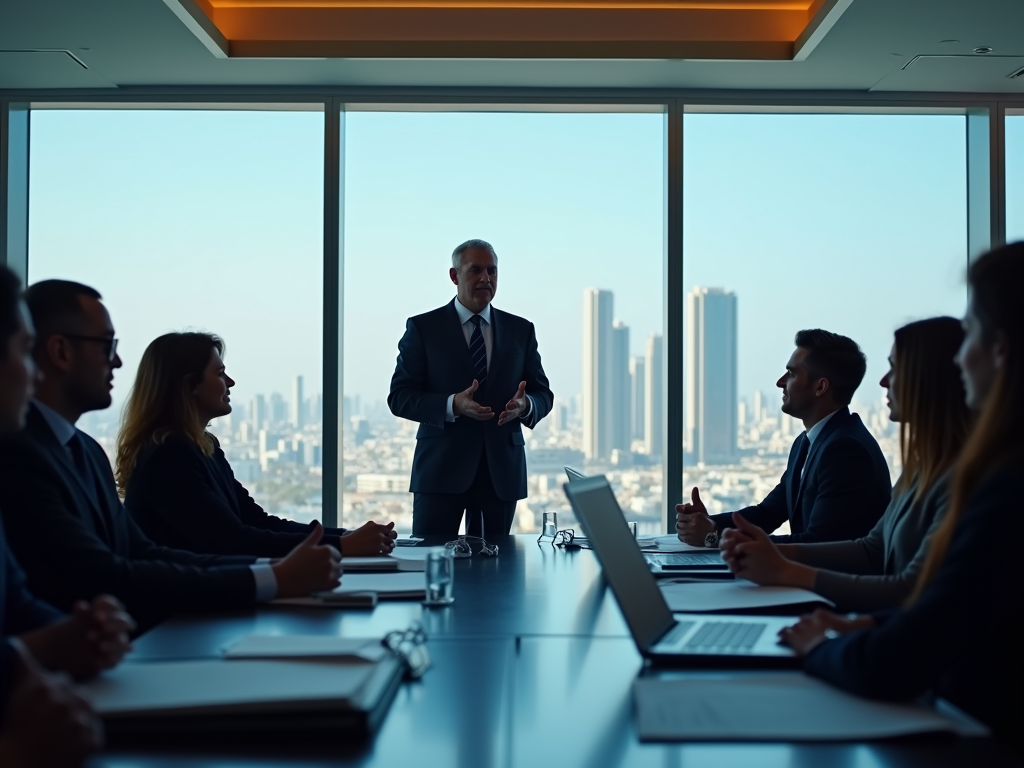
top-left (541, 511), bottom-right (558, 540)
top-left (423, 549), bottom-right (455, 606)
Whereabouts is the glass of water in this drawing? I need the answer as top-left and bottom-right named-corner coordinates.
top-left (423, 548), bottom-right (455, 606)
top-left (538, 511), bottom-right (558, 542)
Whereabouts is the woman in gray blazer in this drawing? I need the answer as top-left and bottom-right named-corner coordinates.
top-left (720, 316), bottom-right (972, 612)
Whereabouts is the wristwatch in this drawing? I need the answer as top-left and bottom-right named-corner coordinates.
top-left (703, 523), bottom-right (720, 549)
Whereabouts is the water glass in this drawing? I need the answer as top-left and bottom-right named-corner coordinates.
top-left (628, 521), bottom-right (638, 539)
top-left (423, 548), bottom-right (455, 606)
top-left (541, 511), bottom-right (558, 540)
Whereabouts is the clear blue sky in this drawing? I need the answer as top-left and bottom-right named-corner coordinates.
top-left (28, 108), bottom-right (994, 414)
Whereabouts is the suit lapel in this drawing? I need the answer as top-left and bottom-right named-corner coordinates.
top-left (786, 435), bottom-right (806, 513)
top-left (27, 408), bottom-right (111, 541)
top-left (792, 408), bottom-right (850, 514)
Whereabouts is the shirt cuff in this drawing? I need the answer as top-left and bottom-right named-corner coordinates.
top-left (250, 564), bottom-right (278, 602)
top-left (521, 394), bottom-right (534, 421)
top-left (256, 557), bottom-right (271, 564)
top-left (446, 394), bottom-right (457, 422)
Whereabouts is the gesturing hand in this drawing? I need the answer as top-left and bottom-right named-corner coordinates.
top-left (272, 522), bottom-right (343, 598)
top-left (675, 486), bottom-right (715, 545)
top-left (498, 381), bottom-right (528, 426)
top-left (778, 609), bottom-right (877, 656)
top-left (453, 380), bottom-right (494, 422)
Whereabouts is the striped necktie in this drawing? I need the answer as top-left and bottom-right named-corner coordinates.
top-left (468, 315), bottom-right (488, 388)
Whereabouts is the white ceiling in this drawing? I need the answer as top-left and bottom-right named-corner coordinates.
top-left (1, 0), bottom-right (1023, 94)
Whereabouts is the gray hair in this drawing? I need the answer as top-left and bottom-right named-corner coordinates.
top-left (451, 239), bottom-right (498, 270)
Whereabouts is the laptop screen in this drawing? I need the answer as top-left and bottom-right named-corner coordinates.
top-left (564, 466), bottom-right (587, 483)
top-left (563, 476), bottom-right (676, 653)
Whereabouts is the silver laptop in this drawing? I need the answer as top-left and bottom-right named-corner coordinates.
top-left (564, 466), bottom-right (587, 483)
top-left (563, 475), bottom-right (798, 667)
top-left (565, 467), bottom-right (727, 574)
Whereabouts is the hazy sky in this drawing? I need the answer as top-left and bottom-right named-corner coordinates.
top-left (28, 108), bottom-right (1005, 416)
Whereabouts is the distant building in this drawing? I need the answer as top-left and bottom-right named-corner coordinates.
top-left (629, 355), bottom-right (645, 442)
top-left (582, 288), bottom-right (614, 460)
top-left (685, 287), bottom-right (738, 464)
top-left (611, 320), bottom-right (631, 453)
top-left (644, 334), bottom-right (663, 458)
top-left (350, 415), bottom-right (371, 446)
top-left (270, 393), bottom-right (286, 425)
top-left (250, 394), bottom-right (266, 433)
top-left (291, 375), bottom-right (304, 429)
top-left (356, 474), bottom-right (409, 493)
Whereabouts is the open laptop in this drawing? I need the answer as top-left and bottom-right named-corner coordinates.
top-left (563, 475), bottom-right (798, 667)
top-left (566, 466), bottom-right (727, 573)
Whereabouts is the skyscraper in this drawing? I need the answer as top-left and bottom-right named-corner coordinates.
top-left (249, 394), bottom-right (266, 433)
top-left (685, 287), bottom-right (738, 464)
top-left (291, 375), bottom-right (305, 429)
top-left (582, 288), bottom-right (614, 460)
top-left (629, 355), bottom-right (645, 443)
top-left (611, 320), bottom-right (631, 453)
top-left (644, 334), bottom-right (663, 457)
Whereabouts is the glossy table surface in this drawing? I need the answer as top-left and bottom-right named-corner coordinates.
top-left (91, 536), bottom-right (1022, 767)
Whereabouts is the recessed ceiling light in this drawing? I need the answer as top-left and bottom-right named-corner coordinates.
top-left (973, 46), bottom-right (994, 54)
top-left (939, 39), bottom-right (959, 44)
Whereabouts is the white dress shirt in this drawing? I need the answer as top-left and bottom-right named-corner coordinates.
top-left (445, 297), bottom-right (535, 423)
top-left (32, 399), bottom-right (278, 601)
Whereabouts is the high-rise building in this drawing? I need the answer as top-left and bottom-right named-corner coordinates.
top-left (270, 393), bottom-right (287, 425)
top-left (644, 334), bottom-right (663, 457)
top-left (582, 288), bottom-right (614, 460)
top-left (753, 390), bottom-right (765, 424)
top-left (611, 320), bottom-right (631, 453)
top-left (291, 375), bottom-right (305, 429)
top-left (249, 394), bottom-right (266, 433)
top-left (629, 355), bottom-right (645, 442)
top-left (685, 287), bottom-right (738, 464)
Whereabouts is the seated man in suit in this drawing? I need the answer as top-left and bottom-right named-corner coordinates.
top-left (677, 329), bottom-right (891, 546)
top-left (0, 266), bottom-right (134, 767)
top-left (389, 239), bottom-right (553, 537)
top-left (0, 280), bottom-right (343, 631)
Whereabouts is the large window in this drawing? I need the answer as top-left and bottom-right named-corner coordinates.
top-left (682, 112), bottom-right (968, 529)
top-left (341, 109), bottom-right (666, 534)
top-left (29, 108), bottom-right (325, 522)
top-left (1007, 110), bottom-right (1024, 244)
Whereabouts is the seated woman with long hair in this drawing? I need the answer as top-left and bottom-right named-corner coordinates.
top-left (769, 243), bottom-right (1023, 746)
top-left (116, 332), bottom-right (397, 558)
top-left (719, 316), bottom-right (971, 611)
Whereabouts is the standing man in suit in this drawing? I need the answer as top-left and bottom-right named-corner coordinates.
top-left (677, 329), bottom-right (891, 546)
top-left (0, 280), bottom-right (342, 631)
top-left (389, 240), bottom-right (553, 537)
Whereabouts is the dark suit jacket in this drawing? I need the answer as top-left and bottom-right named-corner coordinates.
top-left (388, 299), bottom-right (553, 501)
top-left (0, 405), bottom-right (259, 630)
top-left (803, 461), bottom-right (1023, 747)
top-left (712, 408), bottom-right (891, 543)
top-left (125, 433), bottom-right (346, 558)
top-left (1, 513), bottom-right (63, 720)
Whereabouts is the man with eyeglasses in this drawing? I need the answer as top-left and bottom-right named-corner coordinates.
top-left (0, 280), bottom-right (344, 631)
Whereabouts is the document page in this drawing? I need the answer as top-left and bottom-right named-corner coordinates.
top-left (634, 674), bottom-right (987, 741)
top-left (659, 580), bottom-right (832, 612)
top-left (653, 535), bottom-right (717, 553)
top-left (224, 635), bottom-right (389, 661)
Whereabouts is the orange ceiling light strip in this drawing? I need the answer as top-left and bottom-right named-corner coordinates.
top-left (168, 0), bottom-right (848, 59)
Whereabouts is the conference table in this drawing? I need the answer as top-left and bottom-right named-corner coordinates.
top-left (90, 535), bottom-right (1020, 767)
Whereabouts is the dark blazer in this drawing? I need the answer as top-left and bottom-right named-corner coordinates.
top-left (803, 462), bottom-right (1023, 747)
top-left (125, 434), bottom-right (347, 558)
top-left (388, 299), bottom-right (553, 501)
top-left (712, 408), bottom-right (891, 543)
top-left (1, 513), bottom-right (63, 719)
top-left (0, 405), bottom-right (259, 630)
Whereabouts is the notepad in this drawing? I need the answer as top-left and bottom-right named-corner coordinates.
top-left (224, 635), bottom-right (390, 662)
top-left (634, 674), bottom-right (989, 741)
top-left (344, 555), bottom-right (426, 572)
top-left (653, 535), bottom-right (718, 553)
top-left (659, 580), bottom-right (831, 612)
top-left (274, 572), bottom-right (427, 606)
top-left (82, 659), bottom-right (380, 718)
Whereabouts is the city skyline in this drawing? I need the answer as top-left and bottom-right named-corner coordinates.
top-left (685, 287), bottom-right (738, 465)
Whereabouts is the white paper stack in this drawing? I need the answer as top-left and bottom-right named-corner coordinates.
top-left (659, 580), bottom-right (831, 612)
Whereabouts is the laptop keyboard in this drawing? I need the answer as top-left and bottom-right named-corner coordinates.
top-left (662, 621), bottom-right (697, 646)
top-left (652, 553), bottom-right (724, 566)
top-left (684, 621), bottom-right (767, 651)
